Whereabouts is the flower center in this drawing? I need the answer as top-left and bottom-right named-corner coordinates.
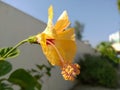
top-left (46, 39), bottom-right (55, 45)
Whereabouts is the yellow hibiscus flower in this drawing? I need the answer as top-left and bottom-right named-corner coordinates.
top-left (36, 5), bottom-right (80, 81)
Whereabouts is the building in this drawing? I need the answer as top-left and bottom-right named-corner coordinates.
top-left (109, 31), bottom-right (120, 52)
top-left (0, 1), bottom-right (97, 90)
top-left (109, 31), bottom-right (120, 43)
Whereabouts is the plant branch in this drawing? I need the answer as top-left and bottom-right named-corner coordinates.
top-left (2, 39), bottom-right (28, 58)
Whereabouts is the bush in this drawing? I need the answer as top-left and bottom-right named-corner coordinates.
top-left (77, 54), bottom-right (118, 88)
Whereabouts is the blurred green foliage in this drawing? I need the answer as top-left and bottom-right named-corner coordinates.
top-left (0, 47), bottom-right (52, 90)
top-left (0, 60), bottom-right (12, 77)
top-left (73, 21), bottom-right (84, 41)
top-left (0, 63), bottom-right (52, 90)
top-left (0, 35), bottom-right (54, 90)
top-left (77, 54), bottom-right (118, 88)
top-left (96, 42), bottom-right (120, 63)
top-left (8, 69), bottom-right (41, 90)
top-left (118, 0), bottom-right (120, 12)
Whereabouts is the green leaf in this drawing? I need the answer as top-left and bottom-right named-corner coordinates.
top-left (0, 60), bottom-right (12, 77)
top-left (34, 75), bottom-right (42, 80)
top-left (0, 47), bottom-right (20, 60)
top-left (0, 83), bottom-right (13, 90)
top-left (36, 64), bottom-right (52, 77)
top-left (31, 69), bottom-right (38, 73)
top-left (8, 69), bottom-right (41, 90)
top-left (36, 64), bottom-right (45, 70)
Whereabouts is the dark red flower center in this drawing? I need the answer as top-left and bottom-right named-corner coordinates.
top-left (46, 39), bottom-right (55, 45)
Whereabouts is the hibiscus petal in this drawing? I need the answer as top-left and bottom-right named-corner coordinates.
top-left (48, 5), bottom-right (53, 20)
top-left (41, 42), bottom-right (63, 66)
top-left (54, 11), bottom-right (70, 33)
top-left (57, 28), bottom-right (75, 40)
top-left (40, 34), bottom-right (76, 66)
top-left (55, 39), bottom-right (76, 64)
top-left (47, 5), bottom-right (54, 31)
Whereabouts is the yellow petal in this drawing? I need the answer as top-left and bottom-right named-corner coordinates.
top-left (54, 11), bottom-right (70, 33)
top-left (55, 39), bottom-right (76, 64)
top-left (42, 45), bottom-right (63, 66)
top-left (44, 5), bottom-right (54, 35)
top-left (39, 33), bottom-right (76, 66)
top-left (57, 28), bottom-right (75, 40)
top-left (48, 5), bottom-right (53, 20)
top-left (47, 5), bottom-right (54, 30)
top-left (37, 33), bottom-right (61, 66)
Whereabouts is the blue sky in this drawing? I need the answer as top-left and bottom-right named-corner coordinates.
top-left (2, 0), bottom-right (120, 47)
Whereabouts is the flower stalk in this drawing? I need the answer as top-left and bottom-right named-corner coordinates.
top-left (2, 39), bottom-right (28, 58)
top-left (2, 36), bottom-right (37, 59)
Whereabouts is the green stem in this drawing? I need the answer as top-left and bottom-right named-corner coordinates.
top-left (3, 39), bottom-right (28, 58)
